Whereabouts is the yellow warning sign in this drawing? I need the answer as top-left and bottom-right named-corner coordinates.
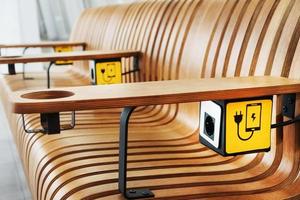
top-left (225, 99), bottom-right (272, 154)
top-left (54, 46), bottom-right (73, 65)
top-left (96, 61), bottom-right (122, 85)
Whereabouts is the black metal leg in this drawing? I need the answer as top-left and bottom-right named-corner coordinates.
top-left (47, 62), bottom-right (55, 89)
top-left (119, 106), bottom-right (154, 199)
top-left (8, 64), bottom-right (16, 75)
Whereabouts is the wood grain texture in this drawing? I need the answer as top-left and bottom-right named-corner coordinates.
top-left (11, 76), bottom-right (300, 114)
top-left (0, 50), bottom-right (140, 64)
top-left (0, 0), bottom-right (300, 199)
top-left (0, 41), bottom-right (86, 49)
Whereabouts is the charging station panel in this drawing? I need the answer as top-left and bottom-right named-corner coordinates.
top-left (54, 46), bottom-right (74, 65)
top-left (200, 97), bottom-right (273, 156)
top-left (90, 58), bottom-right (122, 85)
top-left (95, 61), bottom-right (122, 85)
top-left (225, 99), bottom-right (272, 154)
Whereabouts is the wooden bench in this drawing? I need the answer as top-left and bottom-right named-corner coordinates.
top-left (0, 50), bottom-right (141, 88)
top-left (1, 0), bottom-right (300, 199)
top-left (0, 41), bottom-right (86, 79)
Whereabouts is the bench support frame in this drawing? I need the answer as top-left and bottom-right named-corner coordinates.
top-left (21, 111), bottom-right (76, 134)
top-left (8, 64), bottom-right (16, 75)
top-left (47, 62), bottom-right (55, 89)
top-left (119, 106), bottom-right (155, 199)
top-left (282, 94), bottom-right (296, 118)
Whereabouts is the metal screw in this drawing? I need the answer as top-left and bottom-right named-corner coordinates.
top-left (129, 189), bottom-right (136, 194)
top-left (142, 191), bottom-right (149, 196)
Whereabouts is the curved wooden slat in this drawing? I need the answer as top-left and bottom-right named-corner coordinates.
top-left (0, 0), bottom-right (300, 199)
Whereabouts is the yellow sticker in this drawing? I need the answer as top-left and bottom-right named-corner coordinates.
top-left (225, 99), bottom-right (272, 154)
top-left (54, 46), bottom-right (73, 65)
top-left (96, 61), bottom-right (122, 85)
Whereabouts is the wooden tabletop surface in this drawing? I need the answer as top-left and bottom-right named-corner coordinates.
top-left (0, 41), bottom-right (86, 48)
top-left (11, 76), bottom-right (300, 114)
top-left (0, 50), bottom-right (141, 64)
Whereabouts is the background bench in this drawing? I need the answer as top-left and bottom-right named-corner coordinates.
top-left (1, 0), bottom-right (300, 199)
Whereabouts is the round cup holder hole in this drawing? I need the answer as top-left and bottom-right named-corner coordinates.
top-left (21, 90), bottom-right (74, 100)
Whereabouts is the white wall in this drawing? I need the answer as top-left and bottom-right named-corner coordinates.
top-left (0, 0), bottom-right (41, 73)
top-left (0, 0), bottom-right (22, 45)
top-left (18, 0), bottom-right (40, 43)
top-left (0, 0), bottom-right (137, 73)
top-left (38, 0), bottom-right (85, 40)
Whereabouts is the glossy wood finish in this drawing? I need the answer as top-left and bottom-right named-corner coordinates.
top-left (0, 0), bottom-right (300, 199)
top-left (0, 41), bottom-right (86, 49)
top-left (11, 76), bottom-right (300, 114)
top-left (0, 50), bottom-right (140, 64)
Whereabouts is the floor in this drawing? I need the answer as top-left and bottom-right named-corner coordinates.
top-left (0, 103), bottom-right (32, 200)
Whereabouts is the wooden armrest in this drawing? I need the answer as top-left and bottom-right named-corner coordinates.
top-left (0, 50), bottom-right (141, 64)
top-left (0, 41), bottom-right (86, 49)
top-left (11, 76), bottom-right (300, 114)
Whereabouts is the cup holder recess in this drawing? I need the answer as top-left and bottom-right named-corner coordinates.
top-left (21, 90), bottom-right (74, 100)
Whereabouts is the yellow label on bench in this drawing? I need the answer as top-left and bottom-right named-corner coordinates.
top-left (54, 46), bottom-right (73, 65)
top-left (225, 99), bottom-right (272, 154)
top-left (96, 61), bottom-right (122, 85)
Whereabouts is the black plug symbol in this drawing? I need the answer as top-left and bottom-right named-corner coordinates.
top-left (234, 111), bottom-right (243, 125)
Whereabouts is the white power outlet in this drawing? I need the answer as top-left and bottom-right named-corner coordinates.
top-left (89, 60), bottom-right (96, 84)
top-left (200, 101), bottom-right (222, 148)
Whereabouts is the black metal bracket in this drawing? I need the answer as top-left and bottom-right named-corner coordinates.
top-left (133, 56), bottom-right (139, 71)
top-left (8, 63), bottom-right (16, 75)
top-left (41, 113), bottom-right (61, 134)
top-left (271, 93), bottom-right (299, 128)
top-left (119, 107), bottom-right (154, 199)
top-left (282, 94), bottom-right (296, 118)
top-left (0, 48), bottom-right (15, 75)
top-left (21, 111), bottom-right (76, 134)
top-left (47, 61), bottom-right (55, 89)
